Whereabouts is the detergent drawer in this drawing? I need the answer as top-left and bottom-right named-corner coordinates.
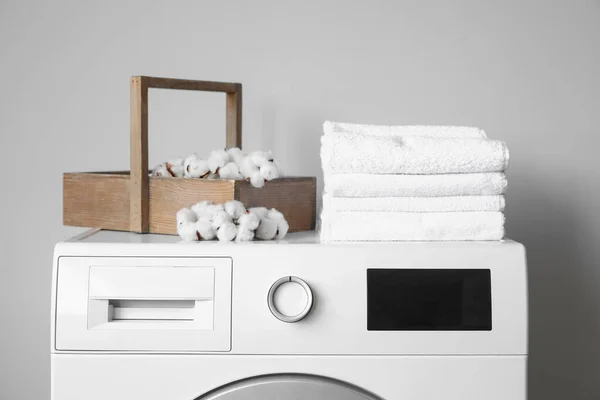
top-left (54, 257), bottom-right (232, 352)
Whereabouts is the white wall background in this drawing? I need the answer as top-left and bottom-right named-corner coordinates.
top-left (1, 1), bottom-right (599, 398)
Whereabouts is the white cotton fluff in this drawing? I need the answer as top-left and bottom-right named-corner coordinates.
top-left (238, 211), bottom-right (260, 231)
top-left (248, 207), bottom-right (269, 220)
top-left (255, 217), bottom-right (278, 240)
top-left (211, 210), bottom-right (233, 230)
top-left (176, 208), bottom-right (198, 227)
top-left (260, 162), bottom-right (280, 181)
top-left (196, 217), bottom-right (217, 240)
top-left (239, 155), bottom-right (258, 179)
top-left (152, 163), bottom-right (170, 177)
top-left (217, 221), bottom-right (238, 242)
top-left (275, 219), bottom-right (289, 240)
top-left (166, 157), bottom-right (185, 177)
top-left (249, 170), bottom-right (266, 188)
top-left (224, 200), bottom-right (246, 220)
top-left (226, 147), bottom-right (245, 165)
top-left (208, 149), bottom-right (232, 173)
top-left (235, 226), bottom-right (255, 242)
top-left (191, 201), bottom-right (213, 219)
top-left (266, 208), bottom-right (288, 239)
top-left (267, 208), bottom-right (285, 221)
top-left (178, 221), bottom-right (198, 242)
top-left (184, 154), bottom-right (210, 178)
top-left (218, 162), bottom-right (243, 180)
top-left (250, 150), bottom-right (272, 167)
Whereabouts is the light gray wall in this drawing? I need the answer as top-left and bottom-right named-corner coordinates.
top-left (1, 1), bottom-right (599, 399)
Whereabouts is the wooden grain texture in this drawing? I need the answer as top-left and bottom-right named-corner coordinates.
top-left (149, 178), bottom-right (235, 235)
top-left (236, 177), bottom-right (317, 232)
top-left (63, 173), bottom-right (130, 231)
top-left (143, 76), bottom-right (240, 93)
top-left (130, 76), bottom-right (149, 233)
top-left (226, 85), bottom-right (242, 148)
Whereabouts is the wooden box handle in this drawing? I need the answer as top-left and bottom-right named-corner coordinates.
top-left (129, 76), bottom-right (243, 233)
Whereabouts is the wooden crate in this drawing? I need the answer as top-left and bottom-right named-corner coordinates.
top-left (63, 76), bottom-right (317, 235)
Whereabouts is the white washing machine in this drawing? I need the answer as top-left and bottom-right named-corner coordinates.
top-left (51, 230), bottom-right (528, 400)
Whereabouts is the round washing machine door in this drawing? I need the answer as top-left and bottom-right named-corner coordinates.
top-left (195, 373), bottom-right (382, 400)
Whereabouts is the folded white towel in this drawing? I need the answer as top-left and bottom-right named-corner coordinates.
top-left (320, 211), bottom-right (505, 241)
top-left (321, 133), bottom-right (509, 174)
top-left (324, 121), bottom-right (487, 139)
top-left (323, 195), bottom-right (505, 213)
top-left (323, 172), bottom-right (507, 197)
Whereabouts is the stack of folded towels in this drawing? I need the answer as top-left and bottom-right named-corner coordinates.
top-left (320, 121), bottom-right (509, 241)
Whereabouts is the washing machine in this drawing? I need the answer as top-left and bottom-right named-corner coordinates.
top-left (51, 229), bottom-right (528, 400)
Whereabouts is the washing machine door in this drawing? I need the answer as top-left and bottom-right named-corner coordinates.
top-left (196, 374), bottom-right (382, 400)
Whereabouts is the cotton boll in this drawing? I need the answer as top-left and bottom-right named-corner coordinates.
top-left (235, 225), bottom-right (255, 242)
top-left (210, 210), bottom-right (233, 230)
top-left (248, 207), bottom-right (269, 220)
top-left (249, 170), bottom-right (266, 188)
top-left (238, 211), bottom-right (260, 231)
top-left (191, 201), bottom-right (213, 219)
top-left (208, 149), bottom-right (232, 173)
top-left (184, 155), bottom-right (210, 178)
top-left (250, 150), bottom-right (272, 167)
top-left (151, 163), bottom-right (170, 177)
top-left (166, 160), bottom-right (185, 177)
top-left (239, 155), bottom-right (258, 178)
top-left (218, 162), bottom-right (242, 180)
top-left (259, 162), bottom-right (280, 181)
top-left (267, 208), bottom-right (285, 221)
top-left (255, 217), bottom-right (278, 240)
top-left (178, 221), bottom-right (198, 242)
top-left (176, 208), bottom-right (198, 228)
top-left (275, 219), bottom-right (289, 240)
top-left (226, 147), bottom-right (245, 165)
top-left (196, 217), bottom-right (217, 240)
top-left (217, 221), bottom-right (238, 242)
top-left (224, 200), bottom-right (246, 220)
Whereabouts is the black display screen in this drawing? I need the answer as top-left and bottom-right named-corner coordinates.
top-left (367, 269), bottom-right (492, 331)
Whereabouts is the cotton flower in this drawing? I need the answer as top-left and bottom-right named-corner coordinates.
top-left (184, 154), bottom-right (210, 178)
top-left (260, 162), bottom-right (280, 181)
top-left (238, 211), bottom-right (260, 230)
top-left (196, 217), bottom-right (217, 240)
top-left (249, 170), bottom-right (266, 188)
top-left (217, 221), bottom-right (238, 242)
top-left (226, 147), bottom-right (245, 165)
top-left (275, 219), bottom-right (289, 240)
top-left (191, 201), bottom-right (213, 219)
top-left (166, 157), bottom-right (185, 177)
top-left (151, 163), bottom-right (170, 177)
top-left (176, 208), bottom-right (198, 227)
top-left (250, 150), bottom-right (272, 167)
top-left (178, 220), bottom-right (198, 242)
top-left (255, 217), bottom-right (278, 240)
top-left (248, 207), bottom-right (269, 220)
top-left (218, 162), bottom-right (243, 180)
top-left (224, 200), bottom-right (246, 220)
top-left (208, 149), bottom-right (232, 174)
top-left (235, 225), bottom-right (255, 242)
top-left (210, 210), bottom-right (233, 230)
top-left (239, 155), bottom-right (259, 179)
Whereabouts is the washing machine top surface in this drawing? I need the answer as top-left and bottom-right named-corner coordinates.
top-left (64, 228), bottom-right (520, 247)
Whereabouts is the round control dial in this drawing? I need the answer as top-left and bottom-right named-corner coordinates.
top-left (267, 276), bottom-right (313, 323)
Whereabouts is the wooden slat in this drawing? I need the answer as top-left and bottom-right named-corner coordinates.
top-left (142, 76), bottom-right (240, 93)
top-left (149, 178), bottom-right (236, 235)
top-left (63, 173), bottom-right (130, 231)
top-left (130, 76), bottom-right (149, 233)
top-left (226, 85), bottom-right (242, 148)
top-left (236, 177), bottom-right (317, 232)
